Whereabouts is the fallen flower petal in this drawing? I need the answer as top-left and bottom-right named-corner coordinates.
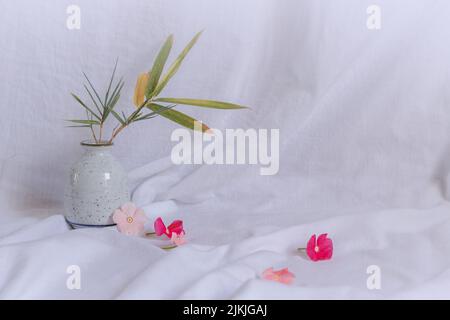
top-left (171, 232), bottom-right (186, 246)
top-left (167, 220), bottom-right (184, 237)
top-left (262, 267), bottom-right (295, 285)
top-left (154, 217), bottom-right (167, 236)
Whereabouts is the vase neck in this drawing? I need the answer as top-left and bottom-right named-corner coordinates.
top-left (81, 140), bottom-right (113, 154)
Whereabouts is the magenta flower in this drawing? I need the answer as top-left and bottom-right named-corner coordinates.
top-left (305, 233), bottom-right (333, 262)
top-left (262, 267), bottom-right (295, 285)
top-left (154, 217), bottom-right (184, 238)
top-left (112, 202), bottom-right (148, 236)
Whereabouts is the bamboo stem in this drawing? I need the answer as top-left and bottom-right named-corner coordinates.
top-left (90, 125), bottom-right (98, 143)
top-left (99, 123), bottom-right (103, 143)
top-left (108, 123), bottom-right (126, 144)
top-left (107, 98), bottom-right (151, 144)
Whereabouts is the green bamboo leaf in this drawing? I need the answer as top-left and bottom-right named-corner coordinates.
top-left (83, 85), bottom-right (103, 116)
top-left (147, 103), bottom-right (210, 132)
top-left (134, 104), bottom-right (175, 122)
top-left (146, 104), bottom-right (175, 117)
top-left (154, 98), bottom-right (247, 109)
top-left (103, 93), bottom-right (121, 121)
top-left (106, 78), bottom-right (124, 107)
top-left (104, 59), bottom-right (119, 106)
top-left (146, 35), bottom-right (174, 98)
top-left (66, 125), bottom-right (92, 128)
top-left (153, 31), bottom-right (202, 97)
top-left (83, 72), bottom-right (105, 108)
top-left (130, 111), bottom-right (143, 122)
top-left (66, 119), bottom-right (100, 125)
top-left (70, 93), bottom-right (101, 121)
top-left (110, 110), bottom-right (126, 125)
top-left (133, 113), bottom-right (157, 122)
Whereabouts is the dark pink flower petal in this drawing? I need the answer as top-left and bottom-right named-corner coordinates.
top-left (167, 220), bottom-right (184, 237)
top-left (317, 233), bottom-right (333, 260)
top-left (154, 217), bottom-right (166, 236)
top-left (306, 234), bottom-right (318, 261)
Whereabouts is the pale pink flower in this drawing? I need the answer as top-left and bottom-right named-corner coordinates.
top-left (112, 202), bottom-right (148, 236)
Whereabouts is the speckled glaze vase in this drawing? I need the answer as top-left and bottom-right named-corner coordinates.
top-left (64, 141), bottom-right (130, 228)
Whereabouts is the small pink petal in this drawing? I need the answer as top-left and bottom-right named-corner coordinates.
top-left (112, 209), bottom-right (127, 225)
top-left (171, 232), bottom-right (186, 246)
top-left (278, 268), bottom-right (295, 284)
top-left (121, 202), bottom-right (136, 214)
top-left (134, 208), bottom-right (148, 224)
top-left (262, 268), bottom-right (275, 280)
top-left (127, 220), bottom-right (145, 236)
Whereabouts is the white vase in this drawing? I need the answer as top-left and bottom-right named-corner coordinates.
top-left (64, 141), bottom-right (130, 228)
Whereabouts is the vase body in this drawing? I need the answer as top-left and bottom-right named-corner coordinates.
top-left (64, 142), bottom-right (130, 228)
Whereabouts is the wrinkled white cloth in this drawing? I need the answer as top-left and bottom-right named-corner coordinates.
top-left (2, 0), bottom-right (450, 299)
top-left (1, 202), bottom-right (450, 299)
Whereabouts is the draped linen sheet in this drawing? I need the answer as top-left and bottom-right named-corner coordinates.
top-left (1, 0), bottom-right (450, 299)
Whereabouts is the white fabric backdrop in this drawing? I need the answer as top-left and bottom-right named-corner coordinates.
top-left (1, 0), bottom-right (450, 299)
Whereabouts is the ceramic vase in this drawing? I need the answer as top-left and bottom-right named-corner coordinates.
top-left (64, 141), bottom-right (130, 228)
